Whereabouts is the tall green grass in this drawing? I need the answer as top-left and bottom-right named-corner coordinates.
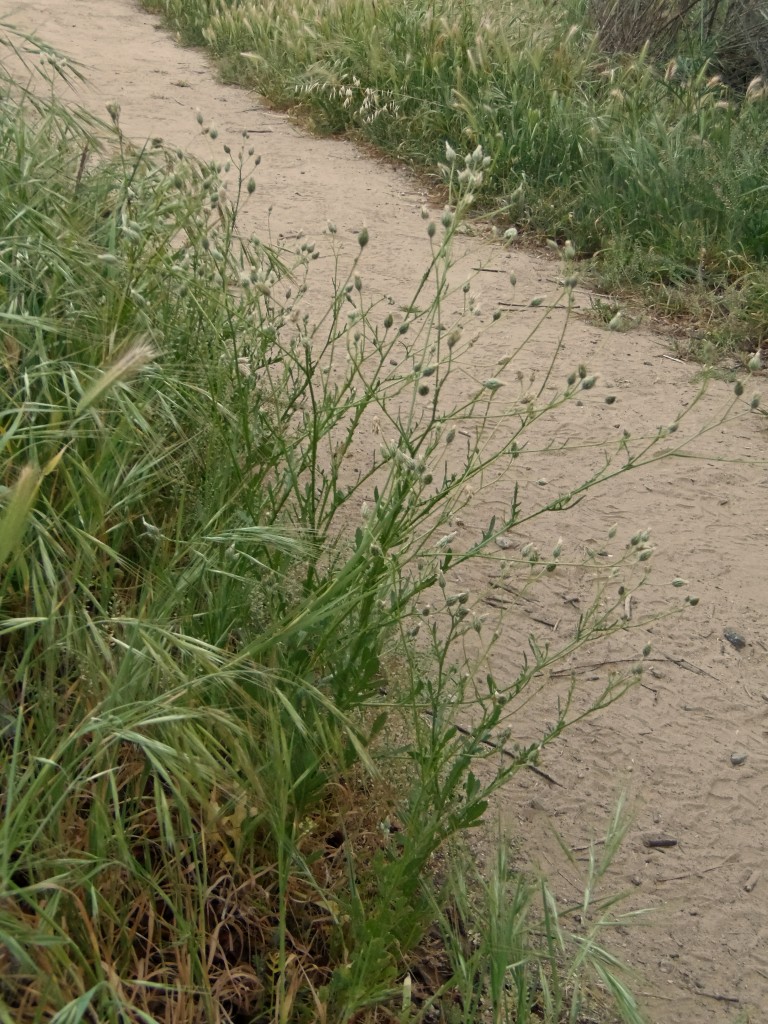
top-left (146, 0), bottom-right (768, 353)
top-left (1, 23), bottom-right (761, 1024)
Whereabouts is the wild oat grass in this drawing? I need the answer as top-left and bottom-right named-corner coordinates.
top-left (1, 24), bottom-right (762, 1024)
top-left (144, 0), bottom-right (768, 354)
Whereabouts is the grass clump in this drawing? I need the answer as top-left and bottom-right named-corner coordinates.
top-left (146, 0), bottom-right (768, 354)
top-left (1, 24), bottom-right (762, 1024)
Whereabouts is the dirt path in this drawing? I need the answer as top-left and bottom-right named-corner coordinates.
top-left (9, 2), bottom-right (768, 1020)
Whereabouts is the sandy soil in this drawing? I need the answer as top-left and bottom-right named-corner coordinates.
top-left (7, 1), bottom-right (768, 1020)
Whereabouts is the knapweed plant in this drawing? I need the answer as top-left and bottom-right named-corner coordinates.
top-left (0, 28), bottom-right (761, 1024)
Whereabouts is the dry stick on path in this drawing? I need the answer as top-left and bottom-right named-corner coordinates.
top-left (548, 655), bottom-right (718, 680)
top-left (696, 991), bottom-right (741, 1005)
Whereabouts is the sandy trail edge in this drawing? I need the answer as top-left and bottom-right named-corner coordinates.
top-left (8, 2), bottom-right (768, 1021)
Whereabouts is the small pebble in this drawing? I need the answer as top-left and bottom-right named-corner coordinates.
top-left (744, 869), bottom-right (761, 893)
top-left (642, 833), bottom-right (678, 849)
top-left (730, 752), bottom-right (748, 767)
top-left (495, 535), bottom-right (513, 549)
top-left (724, 628), bottom-right (746, 650)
